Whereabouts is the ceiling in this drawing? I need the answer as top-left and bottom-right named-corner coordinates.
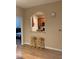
top-left (16, 0), bottom-right (60, 8)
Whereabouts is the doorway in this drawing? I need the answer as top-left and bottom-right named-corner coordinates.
top-left (16, 16), bottom-right (23, 45)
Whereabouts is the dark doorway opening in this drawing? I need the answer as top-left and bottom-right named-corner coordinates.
top-left (16, 16), bottom-right (22, 45)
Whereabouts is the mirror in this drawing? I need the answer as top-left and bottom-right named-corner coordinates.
top-left (31, 12), bottom-right (46, 32)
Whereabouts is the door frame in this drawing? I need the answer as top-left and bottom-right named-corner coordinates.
top-left (21, 17), bottom-right (23, 45)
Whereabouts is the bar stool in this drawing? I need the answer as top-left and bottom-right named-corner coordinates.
top-left (30, 36), bottom-right (37, 47)
top-left (36, 37), bottom-right (45, 48)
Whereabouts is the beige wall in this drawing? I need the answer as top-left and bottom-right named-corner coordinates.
top-left (23, 1), bottom-right (62, 50)
top-left (16, 6), bottom-right (25, 16)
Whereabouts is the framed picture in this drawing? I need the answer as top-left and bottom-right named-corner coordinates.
top-left (31, 14), bottom-right (46, 32)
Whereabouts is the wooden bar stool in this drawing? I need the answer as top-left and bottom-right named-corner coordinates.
top-left (30, 36), bottom-right (37, 48)
top-left (36, 37), bottom-right (45, 48)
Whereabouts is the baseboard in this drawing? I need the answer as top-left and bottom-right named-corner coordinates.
top-left (24, 43), bottom-right (62, 52)
top-left (24, 42), bottom-right (30, 45)
top-left (45, 46), bottom-right (62, 52)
